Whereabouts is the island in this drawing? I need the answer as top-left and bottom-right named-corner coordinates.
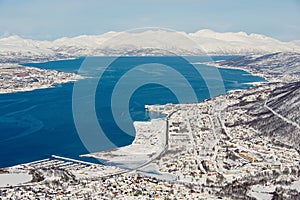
top-left (0, 64), bottom-right (83, 94)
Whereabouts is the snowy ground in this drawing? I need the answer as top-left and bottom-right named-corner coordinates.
top-left (82, 118), bottom-right (166, 170)
top-left (0, 173), bottom-right (32, 187)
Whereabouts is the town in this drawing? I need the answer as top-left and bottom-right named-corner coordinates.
top-left (1, 81), bottom-right (300, 199)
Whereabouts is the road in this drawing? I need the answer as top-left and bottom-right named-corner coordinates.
top-left (134, 110), bottom-right (178, 171)
top-left (89, 109), bottom-right (178, 179)
top-left (264, 98), bottom-right (300, 130)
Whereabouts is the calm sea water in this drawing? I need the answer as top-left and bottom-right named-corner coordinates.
top-left (0, 56), bottom-right (265, 168)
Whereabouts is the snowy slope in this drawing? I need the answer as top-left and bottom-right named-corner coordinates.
top-left (0, 36), bottom-right (56, 62)
top-left (189, 29), bottom-right (300, 55)
top-left (247, 82), bottom-right (300, 149)
top-left (291, 40), bottom-right (300, 46)
top-left (0, 29), bottom-right (299, 61)
top-left (217, 52), bottom-right (300, 82)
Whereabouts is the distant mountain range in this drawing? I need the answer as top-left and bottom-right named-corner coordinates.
top-left (0, 29), bottom-right (299, 62)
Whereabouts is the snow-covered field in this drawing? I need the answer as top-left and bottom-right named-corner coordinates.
top-left (82, 118), bottom-right (167, 169)
top-left (0, 173), bottom-right (32, 187)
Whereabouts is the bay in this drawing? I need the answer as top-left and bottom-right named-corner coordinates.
top-left (0, 56), bottom-right (265, 168)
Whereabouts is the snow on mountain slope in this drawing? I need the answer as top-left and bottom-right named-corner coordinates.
top-left (92, 30), bottom-right (205, 56)
top-left (291, 40), bottom-right (300, 46)
top-left (0, 29), bottom-right (299, 62)
top-left (247, 82), bottom-right (300, 149)
top-left (0, 36), bottom-right (55, 55)
top-left (0, 35), bottom-right (61, 63)
top-left (217, 52), bottom-right (300, 82)
top-left (189, 29), bottom-right (300, 55)
top-left (53, 32), bottom-right (118, 48)
top-left (50, 31), bottom-right (120, 56)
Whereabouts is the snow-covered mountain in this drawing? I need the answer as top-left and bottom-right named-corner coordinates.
top-left (217, 52), bottom-right (300, 82)
top-left (189, 29), bottom-right (300, 55)
top-left (291, 40), bottom-right (300, 46)
top-left (0, 35), bottom-right (56, 62)
top-left (247, 81), bottom-right (300, 149)
top-left (0, 29), bottom-right (299, 62)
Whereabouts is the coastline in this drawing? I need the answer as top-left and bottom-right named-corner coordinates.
top-left (206, 62), bottom-right (281, 83)
top-left (89, 59), bottom-right (275, 170)
top-left (1, 69), bottom-right (300, 198)
top-left (81, 118), bottom-right (167, 170)
top-left (0, 64), bottom-right (85, 94)
top-left (0, 57), bottom-right (270, 169)
top-left (0, 56), bottom-right (276, 169)
top-left (0, 55), bottom-right (266, 95)
top-left (0, 78), bottom-right (84, 94)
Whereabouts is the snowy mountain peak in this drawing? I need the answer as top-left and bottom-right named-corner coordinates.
top-left (0, 35), bottom-right (23, 41)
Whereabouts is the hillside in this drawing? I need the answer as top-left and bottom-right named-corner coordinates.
top-left (216, 52), bottom-right (300, 82)
top-left (229, 81), bottom-right (300, 150)
top-left (249, 82), bottom-right (300, 149)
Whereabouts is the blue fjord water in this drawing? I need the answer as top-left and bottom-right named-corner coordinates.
top-left (0, 56), bottom-right (265, 168)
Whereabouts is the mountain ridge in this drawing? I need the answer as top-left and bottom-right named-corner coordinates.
top-left (216, 52), bottom-right (300, 82)
top-left (0, 29), bottom-right (299, 62)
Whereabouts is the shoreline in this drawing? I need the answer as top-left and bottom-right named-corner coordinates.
top-left (0, 78), bottom-right (83, 94)
top-left (81, 118), bottom-right (167, 170)
top-left (0, 56), bottom-right (273, 169)
top-left (0, 57), bottom-right (270, 169)
top-left (1, 77), bottom-right (299, 199)
top-left (0, 56), bottom-right (268, 95)
top-left (0, 64), bottom-right (85, 94)
top-left (90, 60), bottom-right (275, 170)
top-left (206, 62), bottom-right (281, 83)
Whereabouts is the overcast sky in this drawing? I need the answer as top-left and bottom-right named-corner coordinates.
top-left (0, 0), bottom-right (299, 41)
